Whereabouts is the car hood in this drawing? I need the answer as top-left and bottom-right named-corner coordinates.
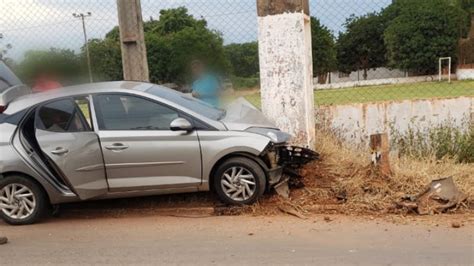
top-left (220, 97), bottom-right (277, 131)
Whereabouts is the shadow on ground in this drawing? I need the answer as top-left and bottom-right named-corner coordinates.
top-left (56, 192), bottom-right (219, 219)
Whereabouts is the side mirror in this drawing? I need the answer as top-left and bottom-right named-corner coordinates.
top-left (170, 117), bottom-right (193, 131)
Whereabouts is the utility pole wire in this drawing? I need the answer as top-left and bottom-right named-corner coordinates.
top-left (73, 12), bottom-right (93, 83)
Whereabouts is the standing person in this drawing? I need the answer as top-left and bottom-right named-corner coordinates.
top-left (190, 60), bottom-right (221, 108)
top-left (32, 72), bottom-right (62, 93)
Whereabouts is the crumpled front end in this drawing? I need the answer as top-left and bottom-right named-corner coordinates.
top-left (260, 143), bottom-right (319, 197)
top-left (221, 97), bottom-right (319, 196)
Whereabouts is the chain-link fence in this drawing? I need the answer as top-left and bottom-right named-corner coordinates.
top-left (1, 0), bottom-right (473, 108)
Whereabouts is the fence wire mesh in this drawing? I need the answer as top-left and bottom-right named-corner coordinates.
top-left (0, 0), bottom-right (473, 108)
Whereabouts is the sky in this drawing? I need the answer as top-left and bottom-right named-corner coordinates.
top-left (0, 0), bottom-right (392, 60)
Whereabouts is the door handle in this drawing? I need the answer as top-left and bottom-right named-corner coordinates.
top-left (51, 147), bottom-right (69, 155)
top-left (105, 143), bottom-right (129, 151)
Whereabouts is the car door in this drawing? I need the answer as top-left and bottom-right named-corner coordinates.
top-left (34, 97), bottom-right (108, 200)
top-left (92, 93), bottom-right (202, 192)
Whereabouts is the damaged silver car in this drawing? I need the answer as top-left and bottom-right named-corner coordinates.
top-left (0, 62), bottom-right (315, 225)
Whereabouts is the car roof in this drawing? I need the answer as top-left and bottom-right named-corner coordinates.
top-left (5, 81), bottom-right (154, 114)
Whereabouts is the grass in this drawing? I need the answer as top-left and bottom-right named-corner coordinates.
top-left (391, 122), bottom-right (474, 164)
top-left (308, 128), bottom-right (474, 212)
top-left (239, 80), bottom-right (474, 107)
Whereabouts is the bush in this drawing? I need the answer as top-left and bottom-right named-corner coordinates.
top-left (230, 76), bottom-right (260, 90)
top-left (391, 122), bottom-right (474, 163)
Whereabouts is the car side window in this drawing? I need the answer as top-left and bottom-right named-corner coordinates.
top-left (75, 96), bottom-right (93, 129)
top-left (36, 99), bottom-right (89, 133)
top-left (94, 94), bottom-right (180, 131)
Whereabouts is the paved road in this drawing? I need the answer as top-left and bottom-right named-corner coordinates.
top-left (0, 212), bottom-right (472, 265)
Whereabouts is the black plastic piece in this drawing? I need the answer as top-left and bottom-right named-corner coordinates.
top-left (278, 145), bottom-right (319, 167)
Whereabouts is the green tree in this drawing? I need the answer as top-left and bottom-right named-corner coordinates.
top-left (148, 7), bottom-right (207, 35)
top-left (311, 17), bottom-right (336, 83)
top-left (336, 13), bottom-right (388, 80)
top-left (384, 0), bottom-right (467, 74)
top-left (224, 42), bottom-right (259, 78)
top-left (87, 7), bottom-right (228, 84)
top-left (17, 48), bottom-right (83, 85)
top-left (85, 38), bottom-right (122, 81)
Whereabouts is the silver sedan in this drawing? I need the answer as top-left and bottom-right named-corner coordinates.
top-left (0, 63), bottom-right (315, 225)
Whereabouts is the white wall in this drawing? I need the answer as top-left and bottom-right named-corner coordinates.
top-left (315, 97), bottom-right (473, 144)
top-left (456, 69), bottom-right (474, 80)
top-left (325, 68), bottom-right (406, 84)
top-left (315, 74), bottom-right (455, 90)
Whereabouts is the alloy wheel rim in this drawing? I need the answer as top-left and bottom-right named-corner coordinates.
top-left (221, 166), bottom-right (256, 201)
top-left (0, 183), bottom-right (36, 220)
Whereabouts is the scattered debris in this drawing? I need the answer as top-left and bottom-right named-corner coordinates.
top-left (280, 146), bottom-right (318, 176)
top-left (451, 222), bottom-right (462, 228)
top-left (248, 233), bottom-right (254, 236)
top-left (398, 177), bottom-right (468, 215)
top-left (278, 205), bottom-right (307, 219)
top-left (335, 189), bottom-right (347, 203)
top-left (0, 236), bottom-right (8, 245)
top-left (324, 216), bottom-right (332, 222)
top-left (273, 146), bottom-right (319, 199)
top-left (214, 206), bottom-right (246, 216)
top-left (274, 178), bottom-right (290, 198)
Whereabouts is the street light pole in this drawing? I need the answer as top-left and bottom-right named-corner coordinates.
top-left (73, 12), bottom-right (93, 83)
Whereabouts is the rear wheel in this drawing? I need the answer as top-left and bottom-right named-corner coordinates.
top-left (213, 157), bottom-right (266, 205)
top-left (0, 176), bottom-right (47, 225)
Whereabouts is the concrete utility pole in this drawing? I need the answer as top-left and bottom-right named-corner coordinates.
top-left (73, 12), bottom-right (93, 83)
top-left (116, 0), bottom-right (149, 82)
top-left (257, 0), bottom-right (315, 148)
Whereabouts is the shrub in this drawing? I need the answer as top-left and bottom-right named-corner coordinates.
top-left (391, 122), bottom-right (473, 163)
top-left (230, 76), bottom-right (260, 90)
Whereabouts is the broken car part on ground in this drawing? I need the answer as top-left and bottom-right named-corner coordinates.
top-left (398, 177), bottom-right (468, 215)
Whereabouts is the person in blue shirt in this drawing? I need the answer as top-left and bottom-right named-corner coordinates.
top-left (190, 60), bottom-right (221, 108)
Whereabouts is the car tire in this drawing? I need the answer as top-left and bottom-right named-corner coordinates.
top-left (213, 157), bottom-right (266, 205)
top-left (0, 175), bottom-right (48, 225)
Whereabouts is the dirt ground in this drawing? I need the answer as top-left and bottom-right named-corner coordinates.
top-left (1, 195), bottom-right (473, 265)
top-left (1, 129), bottom-right (472, 265)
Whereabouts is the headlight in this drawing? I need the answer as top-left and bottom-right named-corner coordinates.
top-left (246, 127), bottom-right (292, 143)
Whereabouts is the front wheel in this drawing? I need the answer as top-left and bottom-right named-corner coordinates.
top-left (213, 157), bottom-right (266, 205)
top-left (0, 176), bottom-right (47, 225)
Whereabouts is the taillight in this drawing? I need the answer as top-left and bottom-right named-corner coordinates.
top-left (0, 105), bottom-right (7, 113)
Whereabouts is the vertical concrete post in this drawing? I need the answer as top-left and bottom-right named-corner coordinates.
top-left (116, 0), bottom-right (149, 82)
top-left (257, 0), bottom-right (315, 148)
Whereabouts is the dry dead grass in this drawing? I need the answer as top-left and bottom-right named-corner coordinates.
top-left (251, 129), bottom-right (474, 215)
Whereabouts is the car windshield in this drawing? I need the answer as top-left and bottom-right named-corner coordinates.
top-left (0, 61), bottom-right (22, 93)
top-left (146, 85), bottom-right (225, 121)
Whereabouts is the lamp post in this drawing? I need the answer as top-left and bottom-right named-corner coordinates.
top-left (73, 12), bottom-right (93, 83)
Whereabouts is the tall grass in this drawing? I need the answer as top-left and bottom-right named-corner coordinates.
top-left (391, 122), bottom-right (474, 163)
